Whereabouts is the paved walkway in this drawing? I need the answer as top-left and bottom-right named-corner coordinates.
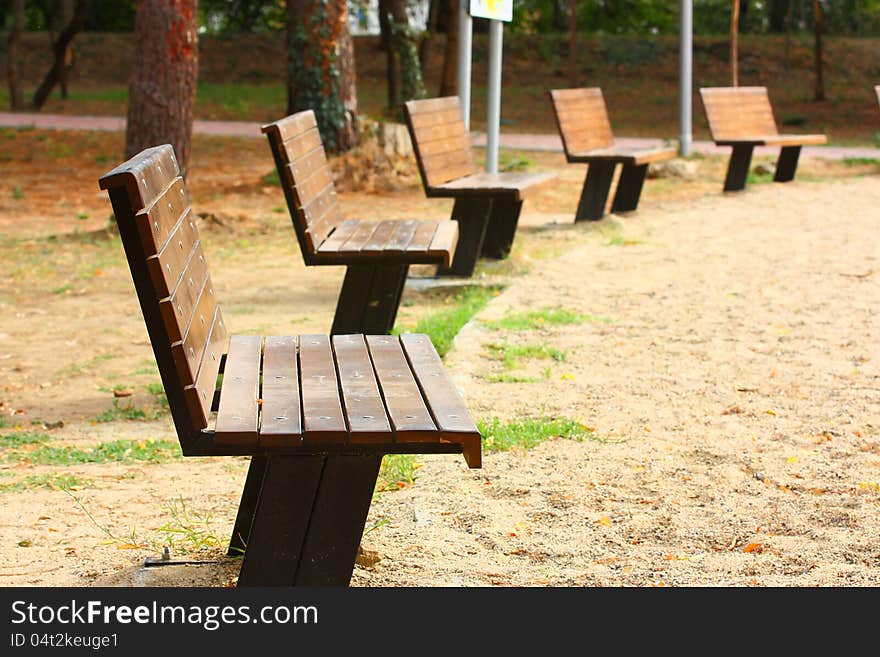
top-left (2, 110), bottom-right (879, 160)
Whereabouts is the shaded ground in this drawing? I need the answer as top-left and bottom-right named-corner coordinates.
top-left (0, 128), bottom-right (877, 587)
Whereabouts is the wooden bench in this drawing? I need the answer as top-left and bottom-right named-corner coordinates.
top-left (549, 87), bottom-right (677, 221)
top-left (261, 110), bottom-right (459, 335)
top-left (98, 144), bottom-right (482, 587)
top-left (699, 86), bottom-right (828, 192)
top-left (403, 96), bottom-right (556, 277)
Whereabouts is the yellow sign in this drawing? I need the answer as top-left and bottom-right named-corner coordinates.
top-left (469, 0), bottom-right (513, 22)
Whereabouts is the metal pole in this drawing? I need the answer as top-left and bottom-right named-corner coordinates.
top-left (679, 0), bottom-right (693, 157)
top-left (457, 0), bottom-right (473, 131)
top-left (485, 19), bottom-right (503, 174)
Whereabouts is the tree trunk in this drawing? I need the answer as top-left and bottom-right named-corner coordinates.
top-left (567, 0), bottom-right (578, 78)
top-left (731, 0), bottom-right (740, 86)
top-left (6, 0), bottom-right (23, 111)
top-left (379, 0), bottom-right (398, 115)
top-left (812, 0), bottom-right (825, 100)
top-left (59, 0), bottom-right (74, 99)
top-left (438, 0), bottom-right (458, 97)
top-left (418, 0), bottom-right (440, 71)
top-left (32, 0), bottom-right (89, 110)
top-left (125, 0), bottom-right (199, 179)
top-left (388, 0), bottom-right (426, 109)
top-left (769, 0), bottom-right (789, 32)
top-left (286, 0), bottom-right (358, 154)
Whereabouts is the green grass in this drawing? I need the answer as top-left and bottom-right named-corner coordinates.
top-left (483, 373), bottom-right (540, 383)
top-left (94, 400), bottom-right (149, 423)
top-left (4, 438), bottom-right (181, 465)
top-left (0, 431), bottom-right (52, 448)
top-left (261, 169), bottom-right (281, 186)
top-left (481, 307), bottom-right (607, 331)
top-left (606, 235), bottom-right (645, 246)
top-left (478, 416), bottom-right (596, 453)
top-left (486, 342), bottom-right (567, 369)
top-left (394, 285), bottom-right (503, 358)
top-left (376, 454), bottom-right (418, 492)
top-left (153, 495), bottom-right (224, 554)
top-left (0, 473), bottom-right (93, 494)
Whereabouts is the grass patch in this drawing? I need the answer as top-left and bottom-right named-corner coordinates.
top-left (94, 400), bottom-right (149, 423)
top-left (483, 373), bottom-right (539, 383)
top-left (478, 416), bottom-right (595, 453)
top-left (482, 307), bottom-right (608, 330)
top-left (394, 285), bottom-right (502, 357)
top-left (606, 235), bottom-right (644, 246)
top-left (0, 473), bottom-right (93, 494)
top-left (486, 342), bottom-right (567, 369)
top-left (4, 438), bottom-right (181, 465)
top-left (153, 495), bottom-right (224, 555)
top-left (376, 454), bottom-right (418, 492)
top-left (261, 169), bottom-right (281, 186)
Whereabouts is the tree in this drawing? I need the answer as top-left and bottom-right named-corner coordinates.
top-left (286, 0), bottom-right (357, 153)
top-left (438, 0), bottom-right (457, 97)
top-left (731, 0), bottom-right (739, 86)
top-left (31, 0), bottom-right (89, 110)
top-left (125, 0), bottom-right (199, 178)
top-left (813, 0), bottom-right (825, 100)
top-left (6, 0), bottom-right (23, 111)
top-left (380, 0), bottom-right (426, 117)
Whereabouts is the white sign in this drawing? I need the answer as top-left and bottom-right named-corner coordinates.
top-left (469, 0), bottom-right (513, 22)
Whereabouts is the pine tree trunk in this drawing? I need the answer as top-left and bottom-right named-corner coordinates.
top-left (124, 0), bottom-right (199, 179)
top-left (6, 0), bottom-right (23, 111)
top-left (388, 0), bottom-right (426, 107)
top-left (32, 0), bottom-right (89, 110)
top-left (812, 0), bottom-right (825, 100)
top-left (438, 0), bottom-right (458, 97)
top-left (286, 0), bottom-right (358, 154)
top-left (379, 0), bottom-right (398, 115)
top-left (731, 0), bottom-right (740, 86)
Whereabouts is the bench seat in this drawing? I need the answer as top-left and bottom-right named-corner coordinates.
top-left (311, 219), bottom-right (458, 267)
top-left (564, 145), bottom-right (678, 166)
top-left (429, 170), bottom-right (556, 199)
top-left (713, 134), bottom-right (828, 147)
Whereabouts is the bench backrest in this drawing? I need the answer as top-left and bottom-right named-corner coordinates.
top-left (262, 111), bottom-right (344, 258)
top-left (699, 86), bottom-right (779, 141)
top-left (549, 87), bottom-right (615, 154)
top-left (98, 145), bottom-right (228, 442)
top-left (403, 96), bottom-right (478, 189)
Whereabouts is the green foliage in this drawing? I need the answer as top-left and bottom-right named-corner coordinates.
top-left (0, 432), bottom-right (52, 448)
top-left (0, 473), bottom-right (93, 494)
top-left (153, 496), bottom-right (224, 554)
top-left (94, 400), bottom-right (148, 423)
top-left (478, 416), bottom-right (595, 453)
top-left (376, 454), bottom-right (418, 492)
top-left (3, 438), bottom-right (181, 465)
top-left (481, 308), bottom-right (598, 331)
top-left (486, 342), bottom-right (567, 369)
top-left (498, 153), bottom-right (535, 173)
top-left (394, 285), bottom-right (502, 358)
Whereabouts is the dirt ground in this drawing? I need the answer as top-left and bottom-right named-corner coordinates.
top-left (0, 128), bottom-right (877, 587)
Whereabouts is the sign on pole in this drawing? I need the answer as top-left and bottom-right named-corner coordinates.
top-left (469, 0), bottom-right (513, 22)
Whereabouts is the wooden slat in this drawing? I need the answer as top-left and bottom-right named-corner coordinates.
top-left (407, 121), bottom-right (470, 145)
top-left (420, 148), bottom-right (477, 188)
top-left (427, 220), bottom-right (458, 268)
top-left (550, 87), bottom-right (615, 154)
top-left (360, 220), bottom-right (399, 254)
top-left (279, 126), bottom-right (323, 163)
top-left (134, 176), bottom-right (189, 256)
top-left (405, 220), bottom-right (440, 253)
top-left (365, 334), bottom-right (436, 441)
top-left (145, 209), bottom-right (200, 298)
top-left (98, 144), bottom-right (179, 210)
top-left (288, 163), bottom-right (334, 208)
top-left (411, 131), bottom-right (471, 157)
top-left (434, 171), bottom-right (556, 198)
top-left (214, 335), bottom-right (262, 446)
top-left (315, 219), bottom-right (361, 253)
top-left (170, 272), bottom-right (219, 386)
top-left (259, 335), bottom-right (302, 446)
top-left (159, 241), bottom-right (209, 343)
top-left (699, 87), bottom-right (779, 142)
top-left (399, 333), bottom-right (482, 468)
top-left (290, 145), bottom-right (328, 182)
top-left (298, 334), bottom-right (348, 443)
top-left (332, 334), bottom-right (392, 442)
top-left (337, 220), bottom-right (380, 253)
top-left (405, 95), bottom-right (461, 115)
top-left (407, 105), bottom-right (465, 130)
top-left (183, 306), bottom-right (228, 428)
top-left (383, 220), bottom-right (419, 254)
top-left (262, 110), bottom-right (317, 143)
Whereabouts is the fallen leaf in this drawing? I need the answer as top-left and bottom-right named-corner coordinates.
top-left (786, 455), bottom-right (798, 464)
top-left (595, 516), bottom-right (612, 527)
top-left (765, 409), bottom-right (777, 416)
top-left (743, 542), bottom-right (764, 553)
top-left (116, 543), bottom-right (141, 550)
top-left (17, 540), bottom-right (32, 547)
top-left (113, 389), bottom-right (134, 398)
top-left (722, 405), bottom-right (742, 415)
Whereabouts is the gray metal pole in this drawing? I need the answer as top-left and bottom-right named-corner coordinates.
top-left (679, 0), bottom-right (693, 157)
top-left (485, 19), bottom-right (503, 174)
top-left (457, 0), bottom-right (473, 131)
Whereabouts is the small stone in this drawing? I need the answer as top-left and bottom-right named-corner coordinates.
top-left (647, 159), bottom-right (697, 180)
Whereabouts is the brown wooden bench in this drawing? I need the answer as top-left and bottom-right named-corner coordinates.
top-left (261, 110), bottom-right (459, 335)
top-left (549, 87), bottom-right (677, 221)
top-left (403, 96), bottom-right (556, 277)
top-left (699, 86), bottom-right (828, 192)
top-left (98, 144), bottom-right (482, 587)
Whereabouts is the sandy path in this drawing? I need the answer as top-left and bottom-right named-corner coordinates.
top-left (352, 176), bottom-right (879, 586)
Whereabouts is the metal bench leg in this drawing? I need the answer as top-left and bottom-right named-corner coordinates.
top-left (331, 263), bottom-right (409, 335)
top-left (723, 144), bottom-right (754, 192)
top-left (293, 454), bottom-right (383, 586)
top-left (611, 162), bottom-right (648, 214)
top-left (481, 197), bottom-right (522, 259)
top-left (437, 196), bottom-right (492, 277)
top-left (236, 455), bottom-right (324, 586)
top-left (576, 161), bottom-right (615, 221)
top-left (774, 145), bottom-right (801, 182)
top-left (227, 454), bottom-right (268, 556)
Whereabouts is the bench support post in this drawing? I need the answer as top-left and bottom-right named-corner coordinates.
top-left (576, 161), bottom-right (616, 221)
top-left (724, 144), bottom-right (754, 192)
top-left (227, 454), bottom-right (268, 556)
top-left (438, 196), bottom-right (492, 277)
top-left (611, 163), bottom-right (648, 214)
top-left (481, 197), bottom-right (523, 259)
top-left (235, 454), bottom-right (382, 587)
top-left (331, 263), bottom-right (409, 335)
top-left (774, 145), bottom-right (801, 182)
